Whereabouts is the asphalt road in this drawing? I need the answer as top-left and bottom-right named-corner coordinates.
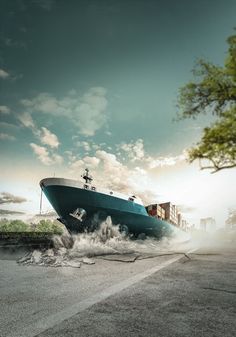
top-left (0, 242), bottom-right (235, 337)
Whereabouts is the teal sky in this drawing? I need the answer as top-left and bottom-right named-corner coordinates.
top-left (0, 0), bottom-right (236, 225)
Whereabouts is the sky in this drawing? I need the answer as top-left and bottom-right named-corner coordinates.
top-left (0, 0), bottom-right (236, 227)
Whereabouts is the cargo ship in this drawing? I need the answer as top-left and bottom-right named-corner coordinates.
top-left (40, 169), bottom-right (174, 238)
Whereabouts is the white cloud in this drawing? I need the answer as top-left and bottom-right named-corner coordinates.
top-left (21, 93), bottom-right (62, 114)
top-left (70, 159), bottom-right (85, 171)
top-left (30, 143), bottom-right (63, 166)
top-left (18, 112), bottom-right (61, 154)
top-left (76, 141), bottom-right (91, 152)
top-left (89, 150), bottom-right (156, 204)
top-left (70, 156), bottom-right (100, 173)
top-left (0, 69), bottom-right (9, 79)
top-left (51, 153), bottom-right (63, 165)
top-left (18, 112), bottom-right (62, 165)
top-left (68, 140), bottom-right (188, 205)
top-left (0, 192), bottom-right (27, 204)
top-left (83, 156), bottom-right (100, 167)
top-left (18, 112), bottom-right (35, 129)
top-left (119, 139), bottom-right (145, 162)
top-left (94, 150), bottom-right (140, 193)
top-left (30, 143), bottom-right (52, 165)
top-left (0, 133), bottom-right (15, 141)
top-left (0, 106), bottom-right (10, 114)
top-left (65, 151), bottom-right (77, 163)
top-left (21, 87), bottom-right (108, 136)
top-left (92, 144), bottom-right (100, 150)
top-left (146, 152), bottom-right (187, 169)
top-left (41, 127), bottom-right (59, 148)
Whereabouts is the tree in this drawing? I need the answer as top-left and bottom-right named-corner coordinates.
top-left (0, 219), bottom-right (30, 232)
top-left (177, 32), bottom-right (236, 172)
top-left (35, 219), bottom-right (64, 235)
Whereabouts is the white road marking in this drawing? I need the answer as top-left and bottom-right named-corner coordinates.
top-left (10, 250), bottom-right (196, 337)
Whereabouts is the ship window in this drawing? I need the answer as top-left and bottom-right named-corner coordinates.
top-left (91, 186), bottom-right (96, 191)
top-left (110, 191), bottom-right (113, 195)
top-left (84, 184), bottom-right (89, 189)
top-left (129, 197), bottom-right (134, 202)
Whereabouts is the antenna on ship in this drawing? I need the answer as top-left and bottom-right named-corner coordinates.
top-left (81, 168), bottom-right (93, 184)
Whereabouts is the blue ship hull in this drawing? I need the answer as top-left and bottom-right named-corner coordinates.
top-left (40, 178), bottom-right (174, 238)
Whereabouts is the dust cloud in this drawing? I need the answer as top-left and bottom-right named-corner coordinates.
top-left (17, 216), bottom-right (192, 267)
top-left (17, 216), bottom-right (235, 268)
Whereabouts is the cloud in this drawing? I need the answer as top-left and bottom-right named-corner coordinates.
top-left (146, 152), bottom-right (187, 169)
top-left (41, 127), bottom-right (59, 148)
top-left (75, 87), bottom-right (108, 136)
top-left (0, 69), bottom-right (9, 79)
top-left (18, 113), bottom-right (60, 148)
top-left (65, 150), bottom-right (77, 163)
top-left (18, 112), bottom-right (61, 161)
top-left (76, 141), bottom-right (91, 152)
top-left (30, 143), bottom-right (63, 165)
top-left (30, 143), bottom-right (52, 165)
top-left (18, 111), bottom-right (35, 129)
top-left (177, 205), bottom-right (196, 213)
top-left (0, 122), bottom-right (19, 131)
top-left (0, 192), bottom-right (27, 204)
top-left (92, 150), bottom-right (158, 204)
top-left (0, 209), bottom-right (25, 215)
top-left (21, 87), bottom-right (108, 136)
top-left (70, 159), bottom-right (85, 171)
top-left (68, 141), bottom-right (188, 205)
top-left (119, 139), bottom-right (145, 162)
top-left (52, 153), bottom-right (63, 165)
top-left (70, 150), bottom-right (127, 190)
top-left (0, 133), bottom-right (15, 141)
top-left (0, 106), bottom-right (10, 114)
top-left (117, 139), bottom-right (187, 170)
top-left (83, 156), bottom-right (100, 167)
top-left (70, 156), bottom-right (100, 172)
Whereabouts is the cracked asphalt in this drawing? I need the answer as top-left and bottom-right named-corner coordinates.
top-left (0, 242), bottom-right (235, 337)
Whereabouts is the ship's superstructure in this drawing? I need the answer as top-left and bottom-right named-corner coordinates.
top-left (40, 169), bottom-right (174, 237)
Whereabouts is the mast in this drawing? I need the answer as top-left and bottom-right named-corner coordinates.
top-left (81, 168), bottom-right (93, 184)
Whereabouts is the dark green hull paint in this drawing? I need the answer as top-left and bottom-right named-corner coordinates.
top-left (42, 185), bottom-right (174, 238)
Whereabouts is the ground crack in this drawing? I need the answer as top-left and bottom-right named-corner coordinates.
top-left (202, 287), bottom-right (236, 294)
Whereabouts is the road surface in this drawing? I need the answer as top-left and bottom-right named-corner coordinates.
top-left (0, 242), bottom-right (235, 337)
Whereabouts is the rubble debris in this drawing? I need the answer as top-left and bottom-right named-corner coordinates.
top-left (81, 257), bottom-right (95, 265)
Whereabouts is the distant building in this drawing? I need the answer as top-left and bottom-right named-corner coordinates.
top-left (181, 219), bottom-right (187, 230)
top-left (177, 213), bottom-right (182, 228)
top-left (200, 217), bottom-right (216, 232)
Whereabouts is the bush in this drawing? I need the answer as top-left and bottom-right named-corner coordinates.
top-left (34, 219), bottom-right (64, 235)
top-left (0, 219), bottom-right (30, 232)
top-left (0, 218), bottom-right (64, 235)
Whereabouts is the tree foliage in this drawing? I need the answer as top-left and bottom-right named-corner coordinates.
top-left (34, 219), bottom-right (64, 235)
top-left (0, 219), bottom-right (30, 232)
top-left (178, 32), bottom-right (236, 172)
top-left (0, 218), bottom-right (64, 234)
